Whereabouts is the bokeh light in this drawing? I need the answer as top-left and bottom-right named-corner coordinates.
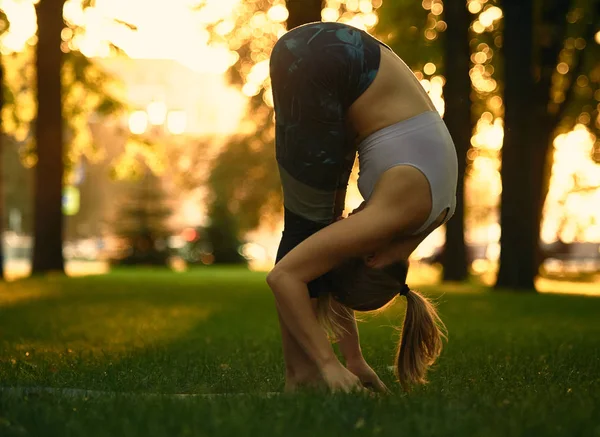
top-left (557, 62), bottom-right (570, 74)
top-left (324, 0), bottom-right (383, 31)
top-left (468, 0), bottom-right (482, 14)
top-left (543, 125), bottom-right (600, 244)
top-left (166, 110), bottom-right (188, 135)
top-left (423, 62), bottom-right (436, 75)
top-left (147, 101), bottom-right (167, 126)
top-left (267, 4), bottom-right (289, 23)
top-left (128, 110), bottom-right (148, 135)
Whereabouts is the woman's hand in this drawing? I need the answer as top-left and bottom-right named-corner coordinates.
top-left (320, 361), bottom-right (364, 393)
top-left (346, 358), bottom-right (390, 393)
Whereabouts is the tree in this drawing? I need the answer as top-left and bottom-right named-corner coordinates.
top-left (204, 1), bottom-right (289, 237)
top-left (32, 0), bottom-right (66, 274)
top-left (111, 171), bottom-right (172, 266)
top-left (285, 0), bottom-right (323, 29)
top-left (0, 49), bottom-right (4, 281)
top-left (0, 10), bottom-right (10, 280)
top-left (441, 0), bottom-right (470, 281)
top-left (378, 0), bottom-right (474, 279)
top-left (496, 0), bottom-right (538, 290)
top-left (496, 0), bottom-right (598, 290)
top-left (377, 0), bottom-right (442, 72)
top-left (205, 197), bottom-right (246, 265)
top-left (22, 0), bottom-right (129, 275)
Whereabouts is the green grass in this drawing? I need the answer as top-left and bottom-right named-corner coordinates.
top-left (1, 267), bottom-right (599, 437)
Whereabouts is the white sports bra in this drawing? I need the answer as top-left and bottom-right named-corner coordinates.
top-left (357, 111), bottom-right (458, 235)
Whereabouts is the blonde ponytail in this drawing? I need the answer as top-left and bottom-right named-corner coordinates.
top-left (326, 258), bottom-right (447, 390)
top-left (395, 288), bottom-right (447, 391)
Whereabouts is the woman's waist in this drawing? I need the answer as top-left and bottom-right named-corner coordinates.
top-left (357, 110), bottom-right (445, 152)
top-left (350, 100), bottom-right (436, 144)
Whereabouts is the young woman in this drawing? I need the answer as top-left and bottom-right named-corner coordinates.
top-left (268, 21), bottom-right (458, 393)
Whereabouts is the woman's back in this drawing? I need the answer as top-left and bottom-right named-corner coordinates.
top-left (349, 45), bottom-right (437, 142)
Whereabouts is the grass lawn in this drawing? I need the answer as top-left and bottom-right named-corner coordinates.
top-left (0, 267), bottom-right (599, 437)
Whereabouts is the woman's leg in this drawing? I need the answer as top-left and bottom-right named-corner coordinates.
top-left (269, 23), bottom-right (374, 391)
top-left (275, 299), bottom-right (323, 391)
top-left (274, 155), bottom-right (355, 390)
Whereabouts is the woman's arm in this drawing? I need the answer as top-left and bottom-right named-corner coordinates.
top-left (268, 272), bottom-right (362, 391)
top-left (329, 301), bottom-right (363, 362)
top-left (331, 300), bottom-right (389, 393)
top-left (267, 166), bottom-right (433, 391)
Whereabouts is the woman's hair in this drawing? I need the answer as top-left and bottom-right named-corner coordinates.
top-left (324, 259), bottom-right (447, 391)
top-left (394, 286), bottom-right (447, 391)
top-left (315, 292), bottom-right (350, 340)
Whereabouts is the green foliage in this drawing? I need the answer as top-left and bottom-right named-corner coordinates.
top-left (547, 0), bottom-right (600, 133)
top-left (207, 128), bottom-right (281, 234)
top-left (376, 0), bottom-right (440, 70)
top-left (202, 0), bottom-right (284, 236)
top-left (0, 270), bottom-right (598, 436)
top-left (0, 47), bottom-right (127, 182)
top-left (205, 129), bottom-right (275, 262)
top-left (0, 1), bottom-right (131, 181)
top-left (62, 51), bottom-right (126, 175)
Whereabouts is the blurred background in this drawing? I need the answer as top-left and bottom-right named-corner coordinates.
top-left (0, 0), bottom-right (598, 294)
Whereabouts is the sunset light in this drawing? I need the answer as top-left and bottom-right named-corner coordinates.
top-left (128, 110), bottom-right (148, 135)
top-left (543, 125), bottom-right (600, 244)
top-left (1, 0), bottom-right (242, 73)
top-left (166, 110), bottom-right (187, 135)
top-left (1, 1), bottom-right (598, 428)
top-left (1, 0), bottom-right (598, 283)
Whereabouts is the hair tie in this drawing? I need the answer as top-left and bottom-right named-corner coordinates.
top-left (399, 284), bottom-right (410, 297)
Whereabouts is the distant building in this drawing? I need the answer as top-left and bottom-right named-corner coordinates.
top-left (97, 57), bottom-right (246, 137)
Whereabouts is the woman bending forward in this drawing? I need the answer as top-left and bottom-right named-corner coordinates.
top-left (267, 22), bottom-right (458, 393)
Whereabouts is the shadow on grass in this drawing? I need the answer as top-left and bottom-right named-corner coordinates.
top-left (0, 268), bottom-right (285, 393)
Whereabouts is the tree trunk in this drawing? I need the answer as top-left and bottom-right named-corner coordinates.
top-left (32, 0), bottom-right (65, 274)
top-left (441, 0), bottom-right (470, 281)
top-left (530, 0), bottom-right (591, 274)
top-left (495, 0), bottom-right (537, 290)
top-left (0, 56), bottom-right (4, 280)
top-left (285, 0), bottom-right (323, 30)
top-left (496, 0), bottom-right (577, 291)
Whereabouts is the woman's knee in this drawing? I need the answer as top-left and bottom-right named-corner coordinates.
top-left (266, 267), bottom-right (291, 292)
